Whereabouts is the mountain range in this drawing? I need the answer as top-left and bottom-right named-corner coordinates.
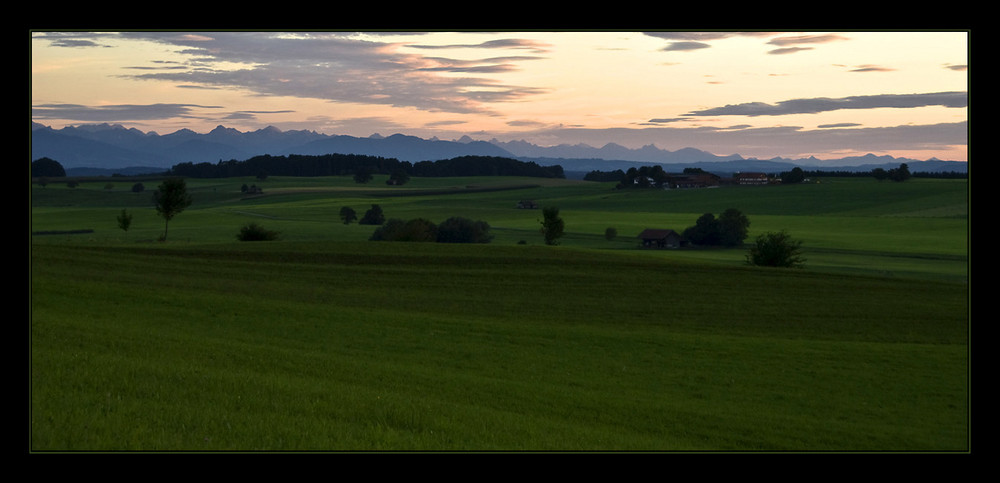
top-left (30, 122), bottom-right (967, 177)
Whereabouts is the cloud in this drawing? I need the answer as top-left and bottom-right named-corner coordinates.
top-left (110, 32), bottom-right (549, 115)
top-left (222, 109), bottom-right (297, 122)
top-left (766, 34), bottom-right (849, 46)
top-left (33, 31), bottom-right (116, 48)
top-left (768, 47), bottom-right (813, 55)
top-left (848, 64), bottom-right (896, 72)
top-left (645, 32), bottom-right (773, 52)
top-left (662, 41), bottom-right (712, 52)
top-left (817, 122), bottom-right (863, 128)
top-left (683, 92), bottom-right (967, 117)
top-left (644, 32), bottom-right (776, 42)
top-left (31, 103), bottom-right (222, 122)
top-left (645, 32), bottom-right (851, 56)
top-left (764, 33), bottom-right (849, 55)
top-left (406, 38), bottom-right (552, 54)
top-left (516, 121), bottom-right (967, 160)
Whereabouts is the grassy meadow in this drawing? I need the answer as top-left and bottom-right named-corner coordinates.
top-left (30, 174), bottom-right (969, 451)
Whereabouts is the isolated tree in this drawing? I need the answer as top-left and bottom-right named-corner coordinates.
top-left (605, 227), bottom-right (617, 241)
top-left (353, 167), bottom-right (374, 184)
top-left (31, 157), bottom-right (66, 178)
top-left (359, 204), bottom-right (385, 225)
top-left (746, 230), bottom-right (805, 268)
top-left (339, 206), bottom-right (358, 225)
top-left (387, 169), bottom-right (410, 186)
top-left (888, 163), bottom-right (911, 182)
top-left (116, 209), bottom-right (133, 238)
top-left (540, 206), bottom-right (565, 245)
top-left (782, 167), bottom-right (806, 184)
top-left (153, 178), bottom-right (193, 241)
top-left (132, 182), bottom-right (145, 193)
top-left (717, 208), bottom-right (750, 247)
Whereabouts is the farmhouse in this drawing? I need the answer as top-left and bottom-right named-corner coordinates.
top-left (668, 173), bottom-right (720, 189)
top-left (516, 200), bottom-right (539, 209)
top-left (638, 228), bottom-right (682, 249)
top-left (734, 172), bottom-right (769, 185)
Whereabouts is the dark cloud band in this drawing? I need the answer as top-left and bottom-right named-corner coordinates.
top-left (31, 103), bottom-right (222, 122)
top-left (684, 92), bottom-right (967, 117)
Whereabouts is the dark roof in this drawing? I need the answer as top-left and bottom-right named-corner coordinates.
top-left (637, 229), bottom-right (678, 239)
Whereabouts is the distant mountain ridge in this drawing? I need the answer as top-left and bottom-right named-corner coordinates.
top-left (31, 122), bottom-right (967, 176)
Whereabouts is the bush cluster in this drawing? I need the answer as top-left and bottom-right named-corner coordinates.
top-left (682, 208), bottom-right (750, 247)
top-left (370, 216), bottom-right (493, 244)
top-left (237, 222), bottom-right (281, 241)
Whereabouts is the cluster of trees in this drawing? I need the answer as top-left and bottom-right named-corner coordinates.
top-left (779, 167), bottom-right (807, 184)
top-left (168, 154), bottom-right (564, 180)
top-left (584, 166), bottom-right (719, 189)
top-left (682, 208), bottom-right (751, 247)
top-left (339, 204), bottom-right (386, 225)
top-left (370, 216), bottom-right (494, 243)
top-left (872, 163), bottom-right (911, 182)
top-left (583, 165), bottom-right (674, 187)
top-left (584, 163), bottom-right (964, 185)
top-left (680, 208), bottom-right (805, 267)
top-left (339, 204), bottom-right (495, 244)
top-left (112, 177), bottom-right (193, 241)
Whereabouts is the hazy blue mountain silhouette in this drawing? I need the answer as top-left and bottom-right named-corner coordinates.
top-left (30, 123), bottom-right (515, 169)
top-left (31, 122), bottom-right (966, 175)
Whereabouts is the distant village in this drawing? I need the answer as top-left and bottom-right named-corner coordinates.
top-left (582, 166), bottom-right (786, 189)
top-left (642, 171), bottom-right (773, 189)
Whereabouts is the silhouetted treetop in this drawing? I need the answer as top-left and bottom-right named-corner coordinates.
top-left (168, 154), bottom-right (563, 179)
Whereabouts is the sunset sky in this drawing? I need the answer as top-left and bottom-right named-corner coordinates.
top-left (30, 30), bottom-right (969, 161)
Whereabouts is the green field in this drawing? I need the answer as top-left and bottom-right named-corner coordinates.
top-left (30, 175), bottom-right (969, 452)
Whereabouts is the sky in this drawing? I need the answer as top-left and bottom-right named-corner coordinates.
top-left (30, 30), bottom-right (969, 161)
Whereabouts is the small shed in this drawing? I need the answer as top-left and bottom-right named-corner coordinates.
top-left (638, 228), bottom-right (681, 249)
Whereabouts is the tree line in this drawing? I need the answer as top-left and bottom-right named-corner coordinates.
top-left (582, 163), bottom-right (965, 184)
top-left (167, 154), bottom-right (564, 180)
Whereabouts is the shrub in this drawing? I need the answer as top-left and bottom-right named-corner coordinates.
top-left (237, 222), bottom-right (280, 241)
top-left (370, 218), bottom-right (437, 242)
top-left (371, 216), bottom-right (493, 244)
top-left (746, 230), bottom-right (805, 268)
top-left (437, 217), bottom-right (493, 243)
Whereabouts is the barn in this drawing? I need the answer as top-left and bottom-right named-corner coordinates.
top-left (637, 228), bottom-right (682, 248)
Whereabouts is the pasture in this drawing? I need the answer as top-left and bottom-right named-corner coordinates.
top-left (29, 174), bottom-right (969, 451)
